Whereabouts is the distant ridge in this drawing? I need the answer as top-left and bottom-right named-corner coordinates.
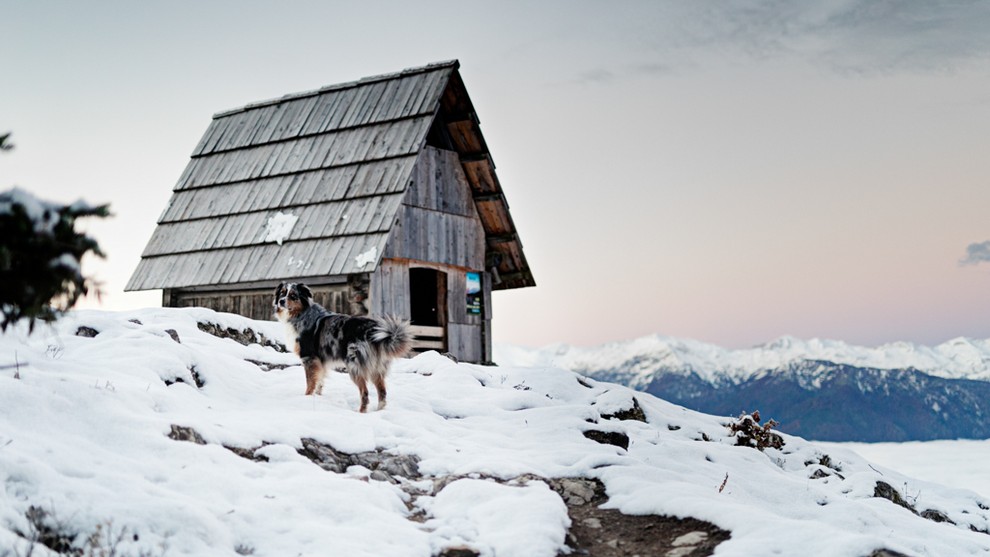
top-left (495, 334), bottom-right (990, 442)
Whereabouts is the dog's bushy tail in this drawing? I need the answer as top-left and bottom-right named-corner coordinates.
top-left (371, 315), bottom-right (413, 359)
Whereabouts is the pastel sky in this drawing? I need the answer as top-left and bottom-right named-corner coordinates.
top-left (3, 1), bottom-right (989, 349)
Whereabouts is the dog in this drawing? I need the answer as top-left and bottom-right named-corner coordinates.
top-left (273, 282), bottom-right (412, 412)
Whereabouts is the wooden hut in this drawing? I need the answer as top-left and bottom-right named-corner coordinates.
top-left (126, 60), bottom-right (534, 363)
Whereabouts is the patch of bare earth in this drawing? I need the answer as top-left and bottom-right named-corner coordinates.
top-left (550, 478), bottom-right (730, 557)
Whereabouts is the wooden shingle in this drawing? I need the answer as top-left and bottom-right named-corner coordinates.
top-left (127, 60), bottom-right (533, 293)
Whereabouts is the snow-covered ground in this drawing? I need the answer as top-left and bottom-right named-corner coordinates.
top-left (822, 440), bottom-right (990, 501)
top-left (2, 308), bottom-right (990, 556)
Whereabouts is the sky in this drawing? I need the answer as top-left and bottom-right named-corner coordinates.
top-left (3, 0), bottom-right (989, 349)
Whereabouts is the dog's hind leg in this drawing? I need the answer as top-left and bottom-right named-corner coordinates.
top-left (303, 358), bottom-right (326, 396)
top-left (350, 373), bottom-right (370, 413)
top-left (372, 372), bottom-right (387, 411)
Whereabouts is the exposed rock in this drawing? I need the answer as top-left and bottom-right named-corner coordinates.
top-left (166, 366), bottom-right (205, 389)
top-left (817, 453), bottom-right (840, 472)
top-left (437, 548), bottom-right (479, 557)
top-left (189, 366), bottom-right (205, 388)
top-left (869, 550), bottom-right (912, 557)
top-left (874, 481), bottom-right (916, 513)
top-left (920, 509), bottom-right (955, 524)
top-left (805, 453), bottom-right (845, 481)
top-left (168, 425), bottom-right (206, 445)
top-left (810, 468), bottom-right (831, 480)
top-left (75, 326), bottom-right (98, 338)
top-left (225, 444), bottom-right (271, 463)
top-left (297, 438), bottom-right (421, 483)
top-left (165, 329), bottom-right (181, 343)
top-left (583, 430), bottom-right (630, 450)
top-left (358, 449), bottom-right (421, 479)
top-left (601, 397), bottom-right (647, 423)
top-left (549, 477), bottom-right (606, 507)
top-left (298, 438), bottom-right (351, 473)
top-left (582, 517), bottom-right (602, 529)
top-left (197, 321), bottom-right (286, 352)
top-left (244, 359), bottom-right (292, 371)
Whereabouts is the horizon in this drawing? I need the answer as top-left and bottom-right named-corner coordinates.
top-left (495, 329), bottom-right (990, 351)
top-left (4, 1), bottom-right (989, 350)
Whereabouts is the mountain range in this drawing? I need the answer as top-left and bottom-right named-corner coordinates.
top-left (495, 335), bottom-right (990, 442)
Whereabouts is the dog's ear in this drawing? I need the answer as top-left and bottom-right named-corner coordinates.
top-left (297, 283), bottom-right (313, 301)
top-left (275, 282), bottom-right (285, 298)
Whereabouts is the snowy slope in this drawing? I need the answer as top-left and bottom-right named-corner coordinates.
top-left (495, 334), bottom-right (990, 388)
top-left (821, 440), bottom-right (990, 501)
top-left (2, 309), bottom-right (990, 556)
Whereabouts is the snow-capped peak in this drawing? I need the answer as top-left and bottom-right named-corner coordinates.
top-left (496, 334), bottom-right (990, 384)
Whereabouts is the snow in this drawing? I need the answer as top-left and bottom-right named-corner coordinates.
top-left (420, 479), bottom-right (569, 557)
top-left (261, 211), bottom-right (298, 245)
top-left (0, 187), bottom-right (65, 233)
top-left (822, 440), bottom-right (990, 501)
top-left (495, 333), bottom-right (990, 386)
top-left (354, 246), bottom-right (378, 268)
top-left (286, 255), bottom-right (309, 272)
top-left (48, 253), bottom-right (81, 275)
top-left (1, 308), bottom-right (989, 556)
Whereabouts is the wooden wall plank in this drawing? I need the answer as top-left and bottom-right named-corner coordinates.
top-left (170, 283), bottom-right (352, 321)
top-left (370, 259), bottom-right (411, 318)
top-left (383, 205), bottom-right (484, 270)
top-left (404, 147), bottom-right (476, 217)
top-left (448, 323), bottom-right (481, 363)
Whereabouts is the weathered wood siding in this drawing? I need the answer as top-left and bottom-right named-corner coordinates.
top-left (482, 271), bottom-right (493, 360)
top-left (372, 146), bottom-right (491, 362)
top-left (369, 259), bottom-right (411, 318)
top-left (403, 146), bottom-right (477, 218)
top-left (167, 289), bottom-right (286, 320)
top-left (371, 259), bottom-right (446, 355)
top-left (166, 276), bottom-right (368, 321)
top-left (369, 259), bottom-right (491, 362)
top-left (384, 147), bottom-right (485, 270)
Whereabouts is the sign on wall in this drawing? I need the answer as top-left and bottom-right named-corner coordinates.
top-left (466, 272), bottom-right (481, 315)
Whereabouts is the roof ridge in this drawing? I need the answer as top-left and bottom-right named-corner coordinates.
top-left (212, 60), bottom-right (459, 119)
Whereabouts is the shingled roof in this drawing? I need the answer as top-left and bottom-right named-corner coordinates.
top-left (127, 60), bottom-right (534, 292)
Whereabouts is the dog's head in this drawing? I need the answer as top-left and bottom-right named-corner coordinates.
top-left (273, 282), bottom-right (313, 321)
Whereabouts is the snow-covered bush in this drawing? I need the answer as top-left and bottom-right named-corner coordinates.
top-left (0, 178), bottom-right (109, 331)
top-left (728, 410), bottom-right (785, 451)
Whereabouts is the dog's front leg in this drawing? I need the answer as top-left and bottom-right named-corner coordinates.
top-left (303, 358), bottom-right (326, 396)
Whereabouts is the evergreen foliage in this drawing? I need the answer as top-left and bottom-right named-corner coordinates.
top-left (0, 132), bottom-right (110, 331)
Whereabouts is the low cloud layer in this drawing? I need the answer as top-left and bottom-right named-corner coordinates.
top-left (960, 241), bottom-right (990, 266)
top-left (687, 0), bottom-right (990, 73)
top-left (583, 0), bottom-right (990, 80)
